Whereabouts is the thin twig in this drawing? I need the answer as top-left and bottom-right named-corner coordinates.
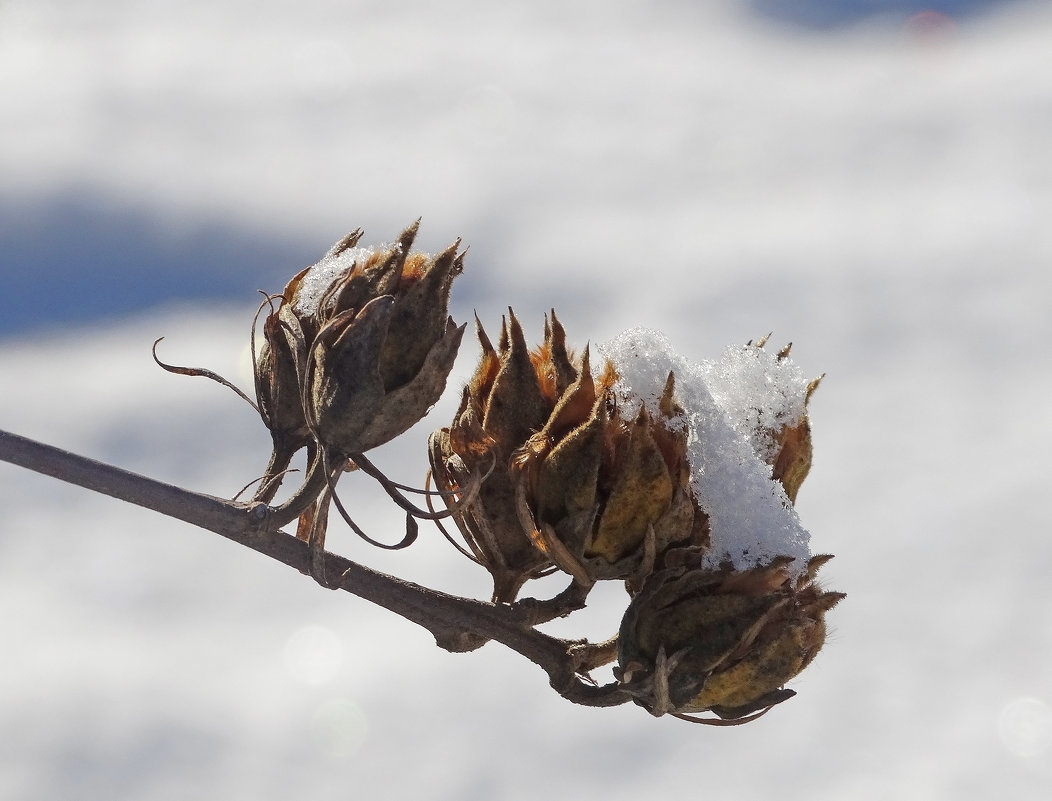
top-left (0, 427), bottom-right (632, 709)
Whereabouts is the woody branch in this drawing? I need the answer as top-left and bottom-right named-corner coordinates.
top-left (0, 427), bottom-right (630, 709)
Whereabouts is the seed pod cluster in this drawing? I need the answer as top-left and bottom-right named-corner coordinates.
top-left (431, 318), bottom-right (842, 722)
top-left (157, 220), bottom-right (843, 723)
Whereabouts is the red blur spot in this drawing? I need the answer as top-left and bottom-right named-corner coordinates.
top-left (903, 10), bottom-right (958, 42)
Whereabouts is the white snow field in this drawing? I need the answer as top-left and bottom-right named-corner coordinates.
top-left (2, 1), bottom-right (1051, 799)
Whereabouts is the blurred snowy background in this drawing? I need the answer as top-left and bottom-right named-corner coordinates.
top-left (2, 0), bottom-right (1051, 798)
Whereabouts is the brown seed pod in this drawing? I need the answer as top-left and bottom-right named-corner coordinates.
top-left (616, 554), bottom-right (844, 724)
top-left (515, 367), bottom-right (707, 591)
top-left (429, 311), bottom-right (708, 602)
top-left (257, 220), bottom-right (466, 458)
top-left (428, 310), bottom-right (570, 602)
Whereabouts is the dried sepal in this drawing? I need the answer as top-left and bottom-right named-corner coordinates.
top-left (429, 310), bottom-right (585, 601)
top-left (254, 300), bottom-right (312, 451)
top-left (733, 337), bottom-right (823, 504)
top-left (771, 374), bottom-right (822, 504)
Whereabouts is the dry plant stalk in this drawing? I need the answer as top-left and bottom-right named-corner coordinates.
top-left (0, 220), bottom-right (843, 725)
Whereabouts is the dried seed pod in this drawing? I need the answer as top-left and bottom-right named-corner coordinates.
top-left (257, 221), bottom-right (466, 457)
top-left (616, 555), bottom-right (844, 723)
top-left (429, 310), bottom-right (568, 602)
top-left (517, 368), bottom-right (706, 589)
top-left (429, 311), bottom-right (707, 602)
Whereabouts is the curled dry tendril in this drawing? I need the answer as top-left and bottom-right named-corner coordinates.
top-left (151, 338), bottom-right (260, 413)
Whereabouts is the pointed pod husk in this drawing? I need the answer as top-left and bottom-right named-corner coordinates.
top-left (770, 374), bottom-right (821, 504)
top-left (616, 555), bottom-right (844, 721)
top-left (254, 307), bottom-right (312, 451)
top-left (430, 312), bottom-right (708, 601)
top-left (739, 337), bottom-right (823, 505)
top-left (519, 367), bottom-right (707, 588)
top-left (429, 310), bottom-right (572, 602)
top-left (255, 220), bottom-right (465, 458)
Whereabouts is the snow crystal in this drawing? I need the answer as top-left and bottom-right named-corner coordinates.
top-left (598, 329), bottom-right (812, 574)
top-left (292, 243), bottom-right (386, 316)
top-left (700, 342), bottom-right (812, 462)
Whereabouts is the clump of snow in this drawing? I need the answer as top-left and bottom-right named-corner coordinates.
top-left (291, 243), bottom-right (387, 316)
top-left (700, 342), bottom-right (812, 462)
top-left (599, 329), bottom-right (812, 573)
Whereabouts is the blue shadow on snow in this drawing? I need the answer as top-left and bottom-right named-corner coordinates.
top-left (748, 0), bottom-right (1022, 29)
top-left (1, 194), bottom-right (317, 339)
